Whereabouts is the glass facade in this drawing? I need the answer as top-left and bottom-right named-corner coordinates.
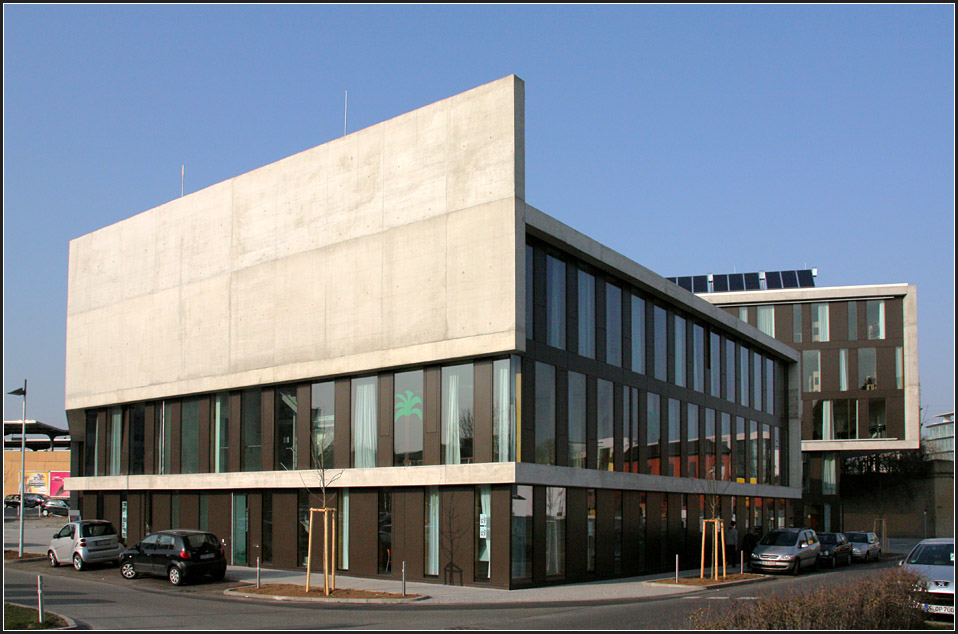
top-left (597, 379), bottom-right (613, 471)
top-left (535, 362), bottom-right (556, 465)
top-left (578, 270), bottom-right (595, 358)
top-left (546, 255), bottom-right (566, 349)
top-left (606, 282), bottom-right (622, 367)
top-left (568, 371), bottom-right (587, 469)
top-left (352, 376), bottom-right (378, 468)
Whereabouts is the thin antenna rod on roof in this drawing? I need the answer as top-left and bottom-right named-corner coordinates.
top-left (344, 90), bottom-right (348, 136)
top-left (181, 165), bottom-right (184, 198)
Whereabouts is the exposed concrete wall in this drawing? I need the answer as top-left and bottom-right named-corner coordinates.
top-left (67, 76), bottom-right (525, 410)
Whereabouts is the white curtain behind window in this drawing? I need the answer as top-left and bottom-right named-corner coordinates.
top-left (352, 379), bottom-right (377, 468)
top-left (839, 349), bottom-right (849, 391)
top-left (823, 400), bottom-right (834, 440)
top-left (815, 304), bottom-right (830, 341)
top-left (823, 456), bottom-right (837, 495)
top-left (494, 361), bottom-right (514, 462)
top-left (444, 373), bottom-right (461, 464)
top-left (757, 306), bottom-right (775, 338)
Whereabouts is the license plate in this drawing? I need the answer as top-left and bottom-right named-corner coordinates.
top-left (201, 553), bottom-right (215, 559)
top-left (924, 605), bottom-right (955, 615)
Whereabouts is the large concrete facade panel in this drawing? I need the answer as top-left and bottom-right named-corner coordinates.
top-left (66, 76), bottom-right (524, 411)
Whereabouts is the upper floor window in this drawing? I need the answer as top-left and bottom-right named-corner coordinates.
top-left (847, 302), bottom-right (857, 340)
top-left (394, 370), bottom-right (424, 466)
top-left (631, 294), bottom-right (645, 374)
top-left (803, 350), bottom-right (821, 393)
top-left (546, 255), bottom-right (566, 349)
top-left (653, 306), bottom-right (668, 381)
top-left (792, 304), bottom-right (803, 343)
top-left (310, 382), bottom-right (335, 469)
top-left (811, 303), bottom-right (829, 342)
top-left (442, 364), bottom-right (474, 465)
top-left (275, 386), bottom-right (298, 471)
top-left (757, 306), bottom-right (775, 338)
top-left (577, 270), bottom-right (595, 358)
top-left (351, 377), bottom-right (378, 468)
top-left (866, 300), bottom-right (885, 340)
top-left (606, 283), bottom-right (622, 367)
top-left (674, 315), bottom-right (686, 387)
top-left (535, 362), bottom-right (556, 466)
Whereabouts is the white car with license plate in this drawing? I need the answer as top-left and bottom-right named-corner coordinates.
top-left (48, 520), bottom-right (122, 570)
top-left (900, 537), bottom-right (954, 619)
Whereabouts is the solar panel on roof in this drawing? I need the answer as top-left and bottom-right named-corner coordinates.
top-left (781, 270), bottom-right (798, 288)
top-left (765, 271), bottom-right (782, 289)
top-left (744, 273), bottom-right (761, 290)
top-left (677, 277), bottom-right (693, 291)
top-left (728, 274), bottom-right (745, 291)
top-left (797, 269), bottom-right (815, 287)
top-left (713, 275), bottom-right (728, 292)
top-left (692, 275), bottom-right (709, 293)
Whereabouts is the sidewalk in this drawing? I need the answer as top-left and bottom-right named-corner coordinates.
top-left (4, 513), bottom-right (922, 606)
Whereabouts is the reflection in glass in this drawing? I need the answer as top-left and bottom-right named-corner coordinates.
top-left (597, 379), bottom-right (613, 471)
top-left (535, 363), bottom-right (556, 465)
top-left (310, 382), bottom-right (335, 469)
top-left (631, 295), bottom-right (645, 374)
top-left (674, 315), bottom-right (686, 387)
top-left (425, 486), bottom-right (439, 576)
top-left (275, 386), bottom-right (297, 471)
top-left (442, 364), bottom-right (474, 464)
top-left (568, 372), bottom-right (587, 469)
top-left (607, 283), bottom-right (622, 367)
top-left (578, 270), bottom-right (595, 358)
top-left (545, 487), bottom-right (566, 578)
top-left (803, 350), bottom-right (821, 393)
top-left (858, 348), bottom-right (877, 390)
top-left (654, 305), bottom-right (667, 381)
top-left (475, 485), bottom-right (491, 580)
top-left (546, 255), bottom-right (566, 349)
top-left (242, 390), bottom-right (261, 472)
top-left (493, 358), bottom-right (518, 462)
top-left (647, 393), bottom-right (661, 475)
top-left (511, 485), bottom-right (534, 581)
top-left (394, 370), bottom-right (424, 466)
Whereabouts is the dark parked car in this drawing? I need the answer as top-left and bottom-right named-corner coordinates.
top-left (6, 493), bottom-right (48, 510)
top-left (120, 530), bottom-right (227, 585)
top-left (41, 499), bottom-right (70, 517)
top-left (818, 532), bottom-right (853, 568)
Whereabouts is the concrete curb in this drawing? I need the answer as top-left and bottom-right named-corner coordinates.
top-left (643, 574), bottom-right (773, 590)
top-left (6, 602), bottom-right (79, 630)
top-left (223, 585), bottom-right (429, 604)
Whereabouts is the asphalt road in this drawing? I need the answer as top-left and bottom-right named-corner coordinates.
top-left (4, 556), bottom-right (904, 630)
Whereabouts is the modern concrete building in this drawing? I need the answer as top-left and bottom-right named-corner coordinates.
top-left (693, 277), bottom-right (920, 533)
top-left (64, 76), bottom-right (802, 588)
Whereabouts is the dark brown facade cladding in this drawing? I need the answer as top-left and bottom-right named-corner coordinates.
top-left (65, 239), bottom-right (799, 589)
top-left (720, 295), bottom-right (911, 532)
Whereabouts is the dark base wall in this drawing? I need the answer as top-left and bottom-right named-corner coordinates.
top-left (77, 486), bottom-right (799, 589)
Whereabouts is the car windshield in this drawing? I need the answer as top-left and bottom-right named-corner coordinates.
top-left (184, 533), bottom-right (218, 549)
top-left (819, 534), bottom-right (837, 544)
top-left (759, 531), bottom-right (798, 546)
top-left (845, 532), bottom-right (868, 543)
top-left (907, 543), bottom-right (954, 567)
top-left (80, 523), bottom-right (116, 537)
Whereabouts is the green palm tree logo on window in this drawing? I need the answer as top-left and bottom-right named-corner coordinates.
top-left (395, 391), bottom-right (423, 466)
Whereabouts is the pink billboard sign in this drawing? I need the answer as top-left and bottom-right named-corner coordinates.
top-left (49, 472), bottom-right (70, 498)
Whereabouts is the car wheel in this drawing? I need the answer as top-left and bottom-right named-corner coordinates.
top-left (73, 553), bottom-right (85, 571)
top-left (168, 565), bottom-right (185, 586)
top-left (791, 559), bottom-right (801, 576)
top-left (48, 551), bottom-right (59, 567)
top-left (829, 556), bottom-right (836, 569)
top-left (120, 561), bottom-right (138, 580)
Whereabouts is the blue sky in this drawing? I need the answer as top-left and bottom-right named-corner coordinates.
top-left (3, 5), bottom-right (954, 429)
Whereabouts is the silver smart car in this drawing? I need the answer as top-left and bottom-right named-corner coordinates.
top-left (48, 520), bottom-right (123, 570)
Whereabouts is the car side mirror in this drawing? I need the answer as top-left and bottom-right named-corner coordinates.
top-left (799, 542), bottom-right (808, 548)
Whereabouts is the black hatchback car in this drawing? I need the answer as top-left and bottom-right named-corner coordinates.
top-left (817, 532), bottom-right (853, 568)
top-left (119, 530), bottom-right (226, 585)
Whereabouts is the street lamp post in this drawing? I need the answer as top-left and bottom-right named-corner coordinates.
top-left (8, 380), bottom-right (27, 558)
